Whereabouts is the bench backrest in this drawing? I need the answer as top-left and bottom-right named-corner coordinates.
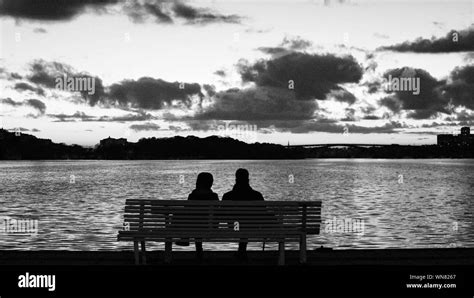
top-left (122, 200), bottom-right (321, 238)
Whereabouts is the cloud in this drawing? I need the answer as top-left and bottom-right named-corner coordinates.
top-left (0, 0), bottom-right (242, 26)
top-left (379, 29), bottom-right (474, 53)
top-left (0, 97), bottom-right (46, 114)
top-left (444, 65), bottom-right (474, 110)
top-left (362, 115), bottom-right (380, 120)
top-left (0, 0), bottom-right (118, 21)
top-left (107, 77), bottom-right (203, 109)
top-left (27, 59), bottom-right (106, 104)
top-left (238, 53), bottom-right (363, 100)
top-left (25, 99), bottom-right (46, 114)
top-left (184, 118), bottom-right (405, 134)
top-left (48, 111), bottom-right (96, 122)
top-left (5, 127), bottom-right (39, 133)
top-left (213, 70), bottom-right (227, 77)
top-left (379, 67), bottom-right (449, 119)
top-left (24, 60), bottom-right (203, 110)
top-left (193, 86), bottom-right (318, 121)
top-left (326, 89), bottom-right (357, 104)
top-left (172, 2), bottom-right (241, 24)
top-left (14, 82), bottom-right (45, 96)
top-left (262, 119), bottom-right (405, 134)
top-left (33, 27), bottom-right (47, 33)
top-left (0, 98), bottom-right (22, 107)
top-left (123, 0), bottom-right (241, 25)
top-left (257, 36), bottom-right (312, 57)
top-left (9, 73), bottom-right (23, 80)
top-left (123, 1), bottom-right (173, 23)
top-left (48, 110), bottom-right (153, 122)
top-left (129, 122), bottom-right (161, 131)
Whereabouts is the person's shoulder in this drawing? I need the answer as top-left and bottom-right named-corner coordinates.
top-left (252, 189), bottom-right (264, 200)
top-left (222, 191), bottom-right (233, 201)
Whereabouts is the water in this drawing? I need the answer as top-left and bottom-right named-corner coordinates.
top-left (1, 159), bottom-right (473, 251)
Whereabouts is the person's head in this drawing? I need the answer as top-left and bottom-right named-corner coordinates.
top-left (235, 168), bottom-right (249, 185)
top-left (196, 172), bottom-right (213, 190)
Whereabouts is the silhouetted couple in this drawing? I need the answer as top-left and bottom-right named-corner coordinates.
top-left (187, 168), bottom-right (264, 260)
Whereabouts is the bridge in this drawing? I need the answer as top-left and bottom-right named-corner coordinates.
top-left (287, 143), bottom-right (397, 148)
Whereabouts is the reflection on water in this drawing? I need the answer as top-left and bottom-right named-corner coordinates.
top-left (0, 159), bottom-right (473, 251)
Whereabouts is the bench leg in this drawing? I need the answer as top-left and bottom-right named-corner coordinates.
top-left (278, 241), bottom-right (285, 266)
top-left (133, 241), bottom-right (140, 265)
top-left (141, 241), bottom-right (147, 265)
top-left (299, 234), bottom-right (307, 264)
top-left (165, 240), bottom-right (172, 263)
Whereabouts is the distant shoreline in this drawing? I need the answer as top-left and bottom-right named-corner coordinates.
top-left (1, 128), bottom-right (473, 159)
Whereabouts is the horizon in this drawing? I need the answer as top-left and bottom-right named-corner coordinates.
top-left (1, 0), bottom-right (473, 146)
top-left (2, 125), bottom-right (472, 147)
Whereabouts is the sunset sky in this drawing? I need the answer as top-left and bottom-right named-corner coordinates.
top-left (1, 0), bottom-right (473, 146)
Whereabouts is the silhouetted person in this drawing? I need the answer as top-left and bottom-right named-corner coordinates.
top-left (222, 168), bottom-right (264, 259)
top-left (187, 172), bottom-right (218, 260)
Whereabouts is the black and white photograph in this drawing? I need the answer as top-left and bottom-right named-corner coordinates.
top-left (0, 0), bottom-right (473, 297)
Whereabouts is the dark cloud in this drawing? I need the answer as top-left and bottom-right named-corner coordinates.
top-left (26, 60), bottom-right (106, 105)
top-left (327, 89), bottom-right (357, 104)
top-left (193, 86), bottom-right (318, 121)
top-left (0, 97), bottom-right (46, 114)
top-left (257, 36), bottom-right (312, 57)
top-left (0, 0), bottom-right (241, 25)
top-left (379, 29), bottom-right (474, 53)
top-left (129, 122), bottom-right (160, 131)
top-left (213, 70), bottom-right (227, 77)
top-left (238, 53), bottom-right (363, 100)
top-left (123, 1), bottom-right (173, 23)
top-left (0, 0), bottom-right (118, 21)
top-left (257, 47), bottom-right (287, 55)
top-left (379, 67), bottom-right (449, 119)
top-left (172, 2), bottom-right (241, 24)
top-left (28, 60), bottom-right (70, 88)
top-left (25, 60), bottom-right (203, 110)
top-left (341, 108), bottom-right (356, 121)
top-left (14, 82), bottom-right (45, 96)
top-left (25, 99), bottom-right (46, 114)
top-left (444, 65), bottom-right (474, 110)
top-left (0, 98), bottom-right (22, 107)
top-left (123, 1), bottom-right (241, 25)
top-left (453, 110), bottom-right (474, 121)
top-left (364, 81), bottom-right (380, 94)
top-left (362, 115), bottom-right (381, 120)
top-left (9, 73), bottom-right (23, 80)
top-left (203, 84), bottom-right (216, 97)
top-left (107, 77), bottom-right (203, 109)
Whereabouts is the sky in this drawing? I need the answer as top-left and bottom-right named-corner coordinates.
top-left (0, 0), bottom-right (473, 146)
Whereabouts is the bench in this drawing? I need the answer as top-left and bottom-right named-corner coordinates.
top-left (117, 199), bottom-right (322, 265)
